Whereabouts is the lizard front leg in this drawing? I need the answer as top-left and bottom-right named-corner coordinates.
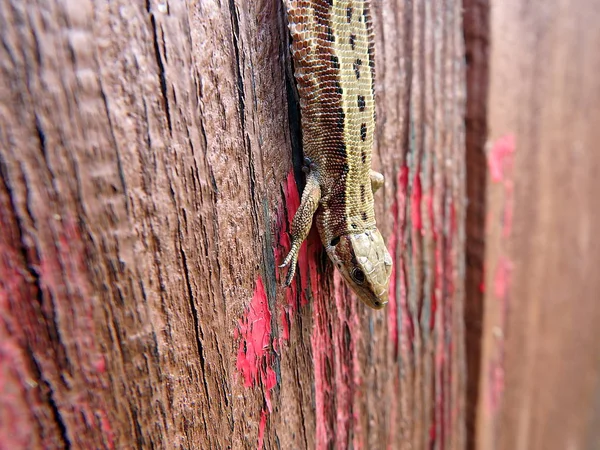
top-left (280, 171), bottom-right (321, 286)
top-left (370, 170), bottom-right (385, 193)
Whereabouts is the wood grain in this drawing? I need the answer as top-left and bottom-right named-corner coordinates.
top-left (477, 1), bottom-right (600, 449)
top-left (0, 0), bottom-right (466, 448)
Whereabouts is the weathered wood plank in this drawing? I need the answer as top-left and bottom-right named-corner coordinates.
top-left (478, 1), bottom-right (600, 449)
top-left (0, 0), bottom-right (466, 448)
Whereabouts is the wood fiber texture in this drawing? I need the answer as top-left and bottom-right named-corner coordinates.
top-left (477, 1), bottom-right (600, 449)
top-left (0, 0), bottom-right (466, 448)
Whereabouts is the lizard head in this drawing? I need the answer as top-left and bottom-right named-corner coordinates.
top-left (326, 229), bottom-right (393, 310)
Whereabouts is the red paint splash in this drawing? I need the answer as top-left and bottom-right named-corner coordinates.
top-left (236, 277), bottom-right (273, 388)
top-left (236, 277), bottom-right (277, 448)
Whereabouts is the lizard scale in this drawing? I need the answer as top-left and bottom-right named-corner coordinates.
top-left (281, 0), bottom-right (392, 309)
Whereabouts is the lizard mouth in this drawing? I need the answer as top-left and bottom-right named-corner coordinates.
top-left (360, 289), bottom-right (389, 310)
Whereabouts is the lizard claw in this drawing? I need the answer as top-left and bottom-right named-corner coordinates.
top-left (283, 266), bottom-right (295, 287)
top-left (280, 243), bottom-right (299, 286)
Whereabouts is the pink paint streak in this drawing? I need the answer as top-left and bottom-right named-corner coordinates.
top-left (487, 360), bottom-right (505, 414)
top-left (410, 170), bottom-right (423, 231)
top-left (311, 283), bottom-right (334, 448)
top-left (386, 166), bottom-right (410, 445)
top-left (387, 166), bottom-right (409, 356)
top-left (98, 409), bottom-right (115, 450)
top-left (311, 269), bottom-right (364, 449)
top-left (488, 134), bottom-right (515, 183)
top-left (430, 185), bottom-right (442, 332)
top-left (484, 135), bottom-right (517, 417)
top-left (494, 257), bottom-right (513, 301)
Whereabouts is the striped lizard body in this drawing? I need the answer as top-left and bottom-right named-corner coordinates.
top-left (281, 0), bottom-right (392, 309)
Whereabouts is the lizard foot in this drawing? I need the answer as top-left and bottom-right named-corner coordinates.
top-left (279, 242), bottom-right (300, 287)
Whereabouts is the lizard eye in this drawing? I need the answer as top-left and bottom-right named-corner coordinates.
top-left (351, 267), bottom-right (365, 284)
top-left (330, 236), bottom-right (340, 246)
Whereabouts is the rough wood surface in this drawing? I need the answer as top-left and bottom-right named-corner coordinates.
top-left (477, 1), bottom-right (600, 449)
top-left (0, 0), bottom-right (466, 448)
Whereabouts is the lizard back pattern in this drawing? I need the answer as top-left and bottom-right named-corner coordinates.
top-left (286, 0), bottom-right (377, 244)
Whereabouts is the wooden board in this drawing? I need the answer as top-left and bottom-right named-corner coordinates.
top-left (477, 1), bottom-right (600, 448)
top-left (0, 1), bottom-right (466, 448)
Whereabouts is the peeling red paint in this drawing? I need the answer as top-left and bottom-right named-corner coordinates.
top-left (236, 276), bottom-right (277, 447)
top-left (253, 168), bottom-right (325, 448)
top-left (264, 366), bottom-right (277, 413)
top-left (488, 134), bottom-right (515, 182)
top-left (236, 277), bottom-right (273, 388)
top-left (257, 408), bottom-right (268, 450)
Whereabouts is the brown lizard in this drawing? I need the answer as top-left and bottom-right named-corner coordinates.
top-left (281, 0), bottom-right (393, 309)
